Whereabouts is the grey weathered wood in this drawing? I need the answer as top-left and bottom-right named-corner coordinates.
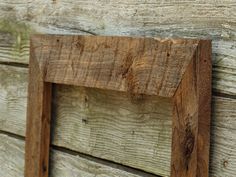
top-left (0, 134), bottom-right (145, 177)
top-left (0, 0), bottom-right (236, 176)
top-left (52, 85), bottom-right (172, 176)
top-left (0, 19), bottom-right (30, 64)
top-left (0, 65), bottom-right (27, 136)
top-left (0, 0), bottom-right (235, 37)
top-left (0, 65), bottom-right (236, 176)
top-left (210, 96), bottom-right (236, 177)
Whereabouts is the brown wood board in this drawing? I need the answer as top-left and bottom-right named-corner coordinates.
top-left (25, 35), bottom-right (212, 177)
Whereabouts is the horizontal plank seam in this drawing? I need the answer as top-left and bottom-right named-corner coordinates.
top-left (52, 145), bottom-right (160, 177)
top-left (63, 27), bottom-right (97, 36)
top-left (0, 61), bottom-right (29, 68)
top-left (0, 130), bottom-right (159, 177)
top-left (0, 130), bottom-right (25, 141)
top-left (212, 91), bottom-right (236, 100)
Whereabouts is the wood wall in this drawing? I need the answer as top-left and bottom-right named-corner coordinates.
top-left (0, 0), bottom-right (236, 176)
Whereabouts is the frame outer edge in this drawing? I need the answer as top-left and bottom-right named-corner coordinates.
top-left (196, 40), bottom-right (212, 177)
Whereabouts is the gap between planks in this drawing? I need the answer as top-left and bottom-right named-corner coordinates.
top-left (0, 61), bottom-right (29, 68)
top-left (212, 91), bottom-right (236, 100)
top-left (0, 130), bottom-right (159, 177)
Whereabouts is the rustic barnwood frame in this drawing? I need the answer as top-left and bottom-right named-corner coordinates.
top-left (25, 35), bottom-right (212, 177)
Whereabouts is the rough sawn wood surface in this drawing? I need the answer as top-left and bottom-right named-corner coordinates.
top-left (0, 0), bottom-right (236, 177)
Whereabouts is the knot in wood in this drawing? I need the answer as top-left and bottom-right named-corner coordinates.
top-left (183, 122), bottom-right (195, 170)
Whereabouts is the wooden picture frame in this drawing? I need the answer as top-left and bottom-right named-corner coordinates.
top-left (25, 35), bottom-right (212, 177)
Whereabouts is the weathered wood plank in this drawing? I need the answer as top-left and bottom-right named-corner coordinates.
top-left (1, 65), bottom-right (236, 176)
top-left (0, 65), bottom-right (27, 136)
top-left (0, 0), bottom-right (235, 36)
top-left (25, 42), bottom-right (52, 177)
top-left (0, 20), bottom-right (30, 64)
top-left (33, 35), bottom-right (199, 98)
top-left (210, 96), bottom-right (236, 177)
top-left (0, 134), bottom-right (146, 177)
top-left (52, 85), bottom-right (172, 176)
top-left (171, 40), bottom-right (211, 177)
top-left (0, 0), bottom-right (236, 95)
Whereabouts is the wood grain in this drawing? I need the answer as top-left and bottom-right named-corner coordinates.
top-left (52, 85), bottom-right (172, 176)
top-left (171, 40), bottom-right (211, 177)
top-left (0, 65), bottom-right (27, 136)
top-left (210, 96), bottom-right (236, 177)
top-left (30, 34), bottom-right (178, 176)
top-left (0, 65), bottom-right (236, 176)
top-left (25, 40), bottom-right (52, 177)
top-left (0, 0), bottom-right (235, 176)
top-left (0, 64), bottom-right (172, 176)
top-left (0, 0), bottom-right (235, 37)
top-left (171, 56), bottom-right (198, 176)
top-left (32, 35), bottom-right (199, 98)
top-left (0, 134), bottom-right (146, 177)
top-left (28, 35), bottom-right (211, 177)
top-left (196, 40), bottom-right (212, 177)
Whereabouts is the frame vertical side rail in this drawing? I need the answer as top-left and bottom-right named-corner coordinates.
top-left (25, 41), bottom-right (52, 177)
top-left (171, 40), bottom-right (211, 177)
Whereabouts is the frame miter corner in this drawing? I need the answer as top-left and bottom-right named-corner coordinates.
top-left (171, 40), bottom-right (212, 177)
top-left (25, 35), bottom-right (211, 177)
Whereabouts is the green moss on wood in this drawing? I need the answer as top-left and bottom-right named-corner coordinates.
top-left (0, 19), bottom-right (33, 61)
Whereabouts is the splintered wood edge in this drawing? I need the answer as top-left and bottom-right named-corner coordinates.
top-left (25, 35), bottom-right (211, 177)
